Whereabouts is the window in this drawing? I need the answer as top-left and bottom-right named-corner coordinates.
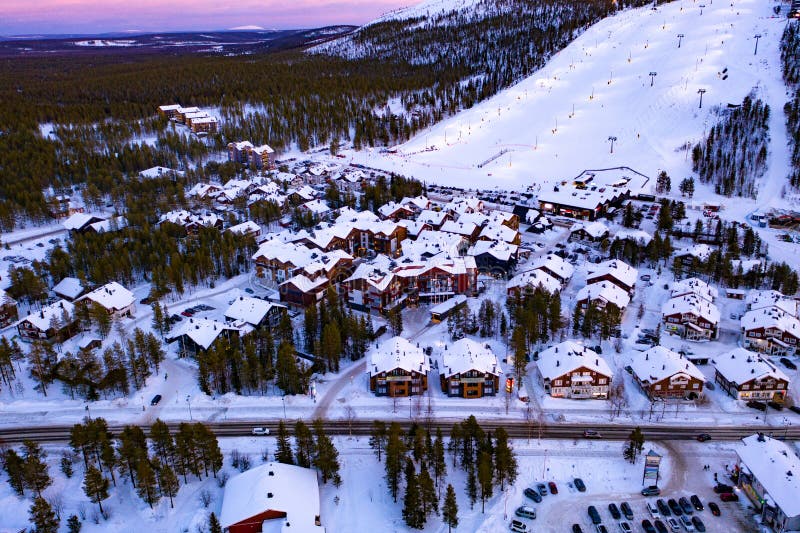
top-left (655, 385), bottom-right (662, 390)
top-left (554, 380), bottom-right (562, 386)
top-left (742, 384), bottom-right (750, 390)
top-left (599, 378), bottom-right (606, 385)
top-left (692, 383), bottom-right (699, 389)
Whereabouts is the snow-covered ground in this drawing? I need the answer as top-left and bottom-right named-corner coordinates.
top-left (0, 437), bottom-right (766, 532)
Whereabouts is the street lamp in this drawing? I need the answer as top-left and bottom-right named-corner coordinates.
top-left (186, 395), bottom-right (193, 421)
top-left (608, 136), bottom-right (617, 154)
top-left (677, 34), bottom-right (684, 48)
top-left (697, 88), bottom-right (707, 109)
top-left (282, 396), bottom-right (287, 419)
top-left (649, 72), bottom-right (658, 87)
top-left (699, 4), bottom-right (705, 15)
top-left (753, 34), bottom-right (762, 56)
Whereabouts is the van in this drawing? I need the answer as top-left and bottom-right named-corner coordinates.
top-left (150, 394), bottom-right (162, 406)
top-left (647, 502), bottom-right (660, 519)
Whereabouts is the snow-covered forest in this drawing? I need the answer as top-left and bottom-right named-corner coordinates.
top-left (781, 21), bottom-right (800, 190)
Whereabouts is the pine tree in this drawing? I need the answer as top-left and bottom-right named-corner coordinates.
top-left (432, 428), bottom-right (447, 497)
top-left (1, 448), bottom-right (25, 495)
top-left (442, 484), bottom-right (459, 533)
top-left (118, 425), bottom-right (146, 487)
top-left (60, 454), bottom-right (74, 478)
top-left (294, 420), bottom-right (315, 469)
top-left (208, 512), bottom-right (223, 533)
top-left (369, 420), bottom-right (387, 461)
top-left (275, 420), bottom-right (294, 464)
top-left (417, 464), bottom-right (438, 519)
top-left (66, 514), bottom-right (81, 533)
top-left (385, 422), bottom-right (406, 502)
top-left (493, 427), bottom-right (518, 490)
top-left (22, 440), bottom-right (51, 497)
top-left (477, 450), bottom-right (494, 513)
top-left (83, 465), bottom-right (110, 514)
top-left (136, 459), bottom-right (158, 508)
top-left (29, 496), bottom-right (59, 533)
top-left (465, 462), bottom-right (478, 510)
top-left (150, 419), bottom-right (175, 468)
top-left (156, 461), bottom-right (180, 508)
top-left (151, 301), bottom-right (166, 337)
top-left (448, 423), bottom-right (463, 467)
top-left (402, 458), bottom-right (423, 529)
top-left (313, 420), bottom-right (342, 486)
top-left (511, 326), bottom-right (527, 385)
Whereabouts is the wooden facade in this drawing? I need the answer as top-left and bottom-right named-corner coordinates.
top-left (636, 373), bottom-right (704, 400)
top-left (541, 365), bottom-right (612, 399)
top-left (743, 326), bottom-right (799, 356)
top-left (439, 370), bottom-right (499, 398)
top-left (714, 370), bottom-right (788, 402)
top-left (369, 369), bottom-right (428, 397)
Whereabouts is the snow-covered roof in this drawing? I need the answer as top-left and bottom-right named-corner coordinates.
top-left (478, 223), bottom-right (518, 244)
top-left (22, 299), bottom-right (75, 331)
top-left (53, 277), bottom-right (85, 300)
top-left (81, 282), bottom-right (135, 312)
top-left (570, 220), bottom-right (610, 239)
top-left (441, 219), bottom-right (478, 237)
top-left (159, 209), bottom-right (221, 228)
top-left (529, 253), bottom-right (574, 281)
top-left (630, 346), bottom-right (705, 384)
top-left (343, 255), bottom-right (396, 292)
top-left (536, 341), bottom-right (612, 380)
top-left (741, 306), bottom-right (800, 335)
top-left (676, 244), bottom-right (713, 261)
top-left (0, 289), bottom-right (16, 307)
top-left (369, 336), bottom-right (429, 376)
top-left (252, 144), bottom-right (274, 155)
top-left (429, 294), bottom-right (467, 315)
top-left (525, 209), bottom-right (541, 224)
top-left (417, 209), bottom-right (448, 226)
top-left (139, 166), bottom-right (184, 179)
top-left (302, 199), bottom-right (331, 215)
top-left (280, 274), bottom-right (328, 294)
top-left (613, 228), bottom-right (653, 245)
top-left (89, 216), bottom-right (127, 234)
top-left (159, 104), bottom-right (181, 111)
top-left (252, 238), bottom-right (319, 266)
top-left (63, 212), bottom-right (104, 231)
top-left (737, 434), bottom-right (800, 518)
top-left (746, 290), bottom-right (798, 317)
top-left (662, 292), bottom-right (720, 324)
top-left (289, 185), bottom-right (317, 201)
top-left (187, 183), bottom-right (222, 198)
top-left (671, 278), bottom-right (718, 302)
top-left (227, 220), bottom-right (261, 236)
top-left (507, 269), bottom-right (561, 294)
top-left (538, 183), bottom-right (629, 210)
top-left (442, 338), bottom-right (501, 377)
top-left (576, 281), bottom-right (631, 309)
top-left (225, 296), bottom-right (283, 327)
top-left (230, 140), bottom-right (254, 151)
top-left (177, 106), bottom-right (200, 114)
top-left (401, 195), bottom-right (430, 211)
top-left (397, 219), bottom-right (431, 237)
top-left (587, 259), bottom-right (638, 289)
top-left (170, 317), bottom-right (238, 350)
top-left (378, 201), bottom-right (413, 218)
top-left (714, 348), bottom-right (789, 386)
top-left (401, 230), bottom-right (463, 260)
top-left (467, 240), bottom-right (518, 262)
top-left (219, 462), bottom-right (324, 533)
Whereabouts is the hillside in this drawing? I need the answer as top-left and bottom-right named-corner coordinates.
top-left (341, 0), bottom-right (793, 215)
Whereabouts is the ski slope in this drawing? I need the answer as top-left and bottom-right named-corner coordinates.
top-left (346, 0), bottom-right (792, 213)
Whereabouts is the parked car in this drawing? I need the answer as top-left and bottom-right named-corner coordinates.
top-left (653, 519), bottom-right (668, 533)
top-left (656, 499), bottom-right (671, 517)
top-left (696, 433), bottom-right (711, 442)
top-left (596, 526), bottom-right (609, 533)
top-left (572, 525), bottom-right (584, 533)
top-left (768, 400), bottom-right (784, 411)
top-left (574, 478), bottom-right (587, 492)
top-left (746, 400), bottom-right (767, 411)
top-left (780, 357), bottom-right (797, 370)
top-left (691, 516), bottom-right (706, 532)
top-left (618, 522), bottom-right (632, 533)
top-left (789, 405), bottom-right (800, 415)
top-left (640, 274), bottom-right (652, 281)
top-left (647, 501), bottom-right (660, 519)
top-left (548, 481), bottom-right (558, 494)
top-left (621, 502), bottom-right (634, 521)
top-left (515, 505), bottom-right (536, 519)
top-left (150, 394), bottom-right (162, 406)
top-left (524, 487), bottom-right (543, 502)
top-left (642, 485), bottom-right (661, 497)
top-left (641, 519), bottom-right (656, 533)
top-left (667, 499), bottom-right (682, 516)
top-left (244, 288), bottom-right (254, 294)
top-left (588, 506), bottom-right (602, 525)
top-left (713, 484), bottom-right (733, 494)
top-left (678, 497), bottom-right (694, 515)
top-left (666, 517), bottom-right (681, 532)
top-left (583, 430), bottom-right (602, 438)
top-left (509, 519), bottom-right (528, 532)
top-left (625, 365), bottom-right (634, 374)
top-left (679, 515), bottom-right (695, 532)
top-left (689, 495), bottom-right (703, 511)
top-left (707, 502), bottom-right (720, 517)
top-left (719, 492), bottom-right (739, 502)
top-left (251, 427), bottom-right (270, 436)
top-left (609, 503), bottom-right (621, 520)
top-left (537, 482), bottom-right (548, 496)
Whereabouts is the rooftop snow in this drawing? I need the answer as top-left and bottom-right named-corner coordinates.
top-left (81, 282), bottom-right (135, 312)
top-left (737, 434), bottom-right (800, 518)
top-left (536, 341), bottom-right (612, 380)
top-left (661, 292), bottom-right (721, 325)
top-left (587, 259), bottom-right (638, 289)
top-left (442, 338), bottom-right (501, 378)
top-left (21, 299), bottom-right (75, 331)
top-left (224, 296), bottom-right (283, 326)
top-left (576, 281), bottom-right (631, 309)
top-left (713, 348), bottom-right (789, 386)
top-left (369, 336), bottom-right (429, 376)
top-left (52, 277), bottom-right (85, 300)
top-left (630, 346), bottom-right (705, 384)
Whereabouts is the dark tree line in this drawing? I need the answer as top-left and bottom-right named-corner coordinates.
top-left (781, 21), bottom-right (800, 190)
top-left (692, 95), bottom-right (770, 198)
top-left (273, 419), bottom-right (342, 486)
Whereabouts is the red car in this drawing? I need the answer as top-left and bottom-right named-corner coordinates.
top-left (548, 481), bottom-right (558, 494)
top-left (719, 493), bottom-right (739, 502)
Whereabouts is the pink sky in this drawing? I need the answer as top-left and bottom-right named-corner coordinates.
top-left (0, 0), bottom-right (415, 35)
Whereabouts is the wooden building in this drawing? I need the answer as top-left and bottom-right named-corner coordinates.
top-left (368, 336), bottom-right (429, 397)
top-left (440, 338), bottom-right (501, 398)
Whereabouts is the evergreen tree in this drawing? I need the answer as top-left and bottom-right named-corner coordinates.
top-left (150, 419), bottom-right (175, 468)
top-left (1, 448), bottom-right (25, 495)
top-left (385, 422), bottom-right (406, 502)
top-left (83, 465), bottom-right (110, 514)
top-left (493, 427), bottom-right (518, 490)
top-left (418, 464), bottom-right (438, 519)
top-left (465, 462), bottom-right (478, 510)
top-left (448, 423), bottom-right (463, 467)
top-left (208, 512), bottom-right (223, 533)
top-left (402, 458), bottom-right (423, 529)
top-left (275, 420), bottom-right (294, 464)
top-left (442, 484), bottom-right (459, 533)
top-left (432, 428), bottom-right (447, 496)
top-left (369, 420), bottom-right (387, 462)
top-left (477, 450), bottom-right (494, 513)
top-left (156, 461), bottom-right (180, 508)
top-left (60, 453), bottom-right (74, 478)
top-left (66, 515), bottom-right (82, 533)
top-left (22, 440), bottom-right (51, 497)
top-left (510, 326), bottom-right (527, 388)
top-left (313, 420), bottom-right (342, 486)
top-left (136, 459), bottom-right (158, 508)
top-left (29, 496), bottom-right (59, 533)
top-left (118, 424), bottom-right (146, 487)
top-left (151, 301), bottom-right (166, 338)
top-left (294, 420), bottom-right (315, 469)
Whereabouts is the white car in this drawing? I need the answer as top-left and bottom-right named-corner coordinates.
top-left (647, 502), bottom-right (661, 520)
top-left (666, 517), bottom-right (681, 532)
top-left (618, 522), bottom-right (632, 533)
top-left (251, 427), bottom-right (270, 436)
top-left (679, 515), bottom-right (695, 532)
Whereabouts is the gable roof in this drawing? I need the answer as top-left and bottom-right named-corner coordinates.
top-left (81, 282), bottom-right (135, 312)
top-left (169, 317), bottom-right (238, 350)
top-left (225, 296), bottom-right (283, 327)
top-left (442, 338), bottom-right (501, 378)
top-left (737, 434), bottom-right (800, 518)
top-left (369, 336), bottom-right (429, 376)
top-left (576, 281), bottom-right (631, 309)
top-left (22, 299), bottom-right (75, 331)
top-left (587, 259), bottom-right (638, 289)
top-left (536, 341), bottom-right (612, 380)
top-left (661, 292), bottom-right (721, 324)
top-left (714, 348), bottom-right (789, 386)
top-left (528, 253), bottom-right (574, 281)
top-left (507, 269), bottom-right (561, 295)
top-left (630, 346), bottom-right (705, 384)
top-left (53, 277), bottom-right (85, 300)
top-left (741, 306), bottom-right (800, 335)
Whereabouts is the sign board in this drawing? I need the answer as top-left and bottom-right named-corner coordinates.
top-left (505, 377), bottom-right (514, 393)
top-left (643, 450), bottom-right (662, 484)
